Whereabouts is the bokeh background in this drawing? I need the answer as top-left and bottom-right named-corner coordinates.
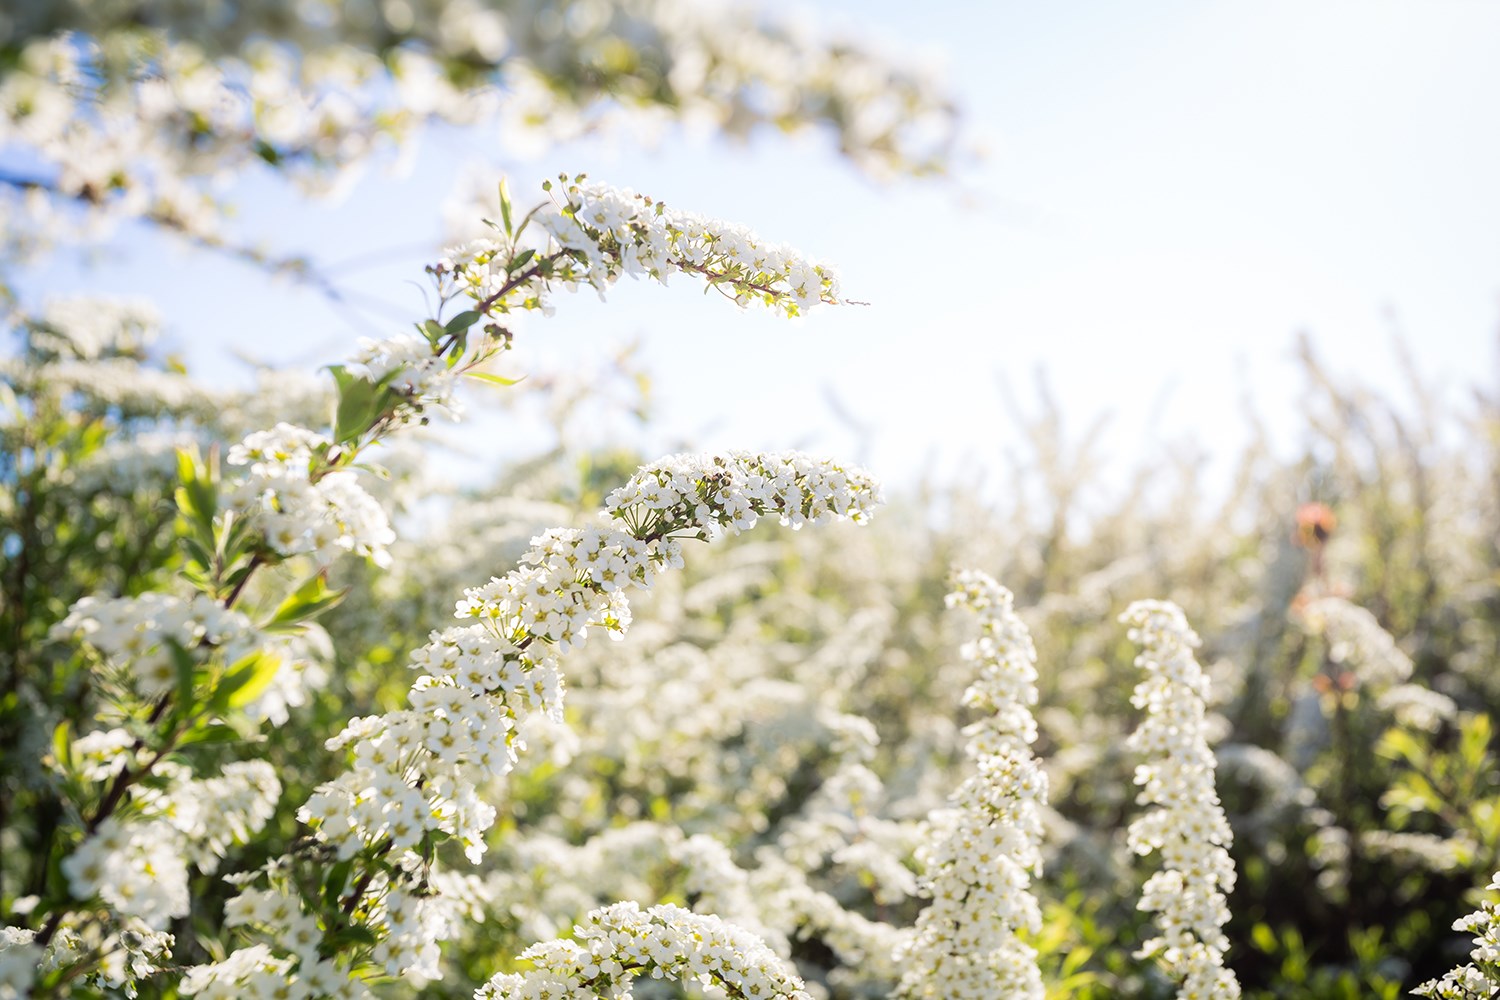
top-left (14, 0), bottom-right (1499, 493)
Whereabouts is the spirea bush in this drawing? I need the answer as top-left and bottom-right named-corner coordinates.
top-left (4, 5), bottom-right (1500, 1000)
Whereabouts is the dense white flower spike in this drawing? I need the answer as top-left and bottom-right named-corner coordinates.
top-left (897, 570), bottom-right (1047, 1000)
top-left (287, 450), bottom-right (880, 982)
top-left (1122, 600), bottom-right (1241, 1000)
top-left (1414, 871), bottom-right (1500, 998)
top-left (442, 176), bottom-right (842, 320)
top-left (476, 901), bottom-right (813, 1000)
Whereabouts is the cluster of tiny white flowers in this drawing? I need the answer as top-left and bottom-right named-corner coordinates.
top-left (227, 422), bottom-right (396, 568)
top-left (60, 816), bottom-right (190, 929)
top-left (606, 450), bottom-right (880, 538)
top-left (31, 295), bottom-right (160, 360)
top-left (290, 449), bottom-right (881, 983)
top-left (1122, 599), bottom-right (1241, 999)
top-left (1, 4), bottom-right (953, 266)
top-left (0, 927), bottom-right (41, 1000)
top-left (758, 858), bottom-right (912, 985)
top-left (1414, 871), bottom-right (1500, 998)
top-left (70, 727), bottom-right (138, 782)
top-left (51, 592), bottom-right (256, 695)
top-left (1378, 682), bottom-right (1458, 733)
top-left (1300, 596), bottom-right (1414, 689)
top-left (32, 917), bottom-right (174, 999)
top-left (898, 570), bottom-right (1048, 1000)
top-left (442, 178), bottom-right (842, 319)
top-left (178, 940), bottom-right (365, 1000)
top-left (348, 332), bottom-right (464, 424)
top-left (57, 759), bottom-right (281, 933)
top-left (137, 760), bottom-right (282, 870)
top-left (1359, 830), bottom-right (1475, 873)
top-left (476, 901), bottom-right (813, 1000)
top-left (67, 429), bottom-right (204, 495)
top-left (51, 593), bottom-right (330, 717)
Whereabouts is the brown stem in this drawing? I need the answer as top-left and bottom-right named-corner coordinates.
top-left (474, 253), bottom-right (566, 315)
top-left (224, 553), bottom-right (264, 609)
top-left (340, 836), bottom-right (394, 916)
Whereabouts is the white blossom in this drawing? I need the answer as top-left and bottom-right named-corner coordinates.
top-left (227, 423), bottom-right (396, 568)
top-left (1122, 599), bottom-right (1240, 999)
top-left (476, 901), bottom-right (813, 1000)
top-left (1414, 871), bottom-right (1500, 998)
top-left (897, 570), bottom-right (1047, 1000)
top-left (442, 177), bottom-right (843, 321)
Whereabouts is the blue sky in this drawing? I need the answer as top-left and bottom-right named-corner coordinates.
top-left (18, 0), bottom-right (1500, 500)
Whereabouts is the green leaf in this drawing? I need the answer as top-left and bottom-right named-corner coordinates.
top-left (498, 177), bottom-right (513, 236)
top-left (334, 378), bottom-right (383, 445)
top-left (51, 720), bottom-right (72, 772)
top-left (171, 640), bottom-right (198, 711)
top-left (324, 924), bottom-right (378, 949)
top-left (177, 723), bottom-right (245, 749)
top-left (213, 651), bottom-right (284, 711)
top-left (465, 371), bottom-right (526, 388)
top-left (508, 248), bottom-right (535, 273)
top-left (322, 859), bottom-right (354, 907)
top-left (268, 575), bottom-right (348, 628)
top-left (182, 535), bottom-right (214, 574)
top-left (444, 310), bottom-right (482, 335)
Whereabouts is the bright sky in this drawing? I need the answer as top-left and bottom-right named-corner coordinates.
top-left (19, 0), bottom-right (1500, 500)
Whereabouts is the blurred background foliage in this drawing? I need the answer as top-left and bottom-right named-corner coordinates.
top-left (5, 299), bottom-right (1496, 996)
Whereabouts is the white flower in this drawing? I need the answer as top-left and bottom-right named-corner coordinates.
top-left (294, 450), bottom-right (883, 982)
top-left (1122, 599), bottom-right (1240, 999)
top-left (227, 424), bottom-right (395, 568)
top-left (1413, 870), bottom-right (1500, 998)
top-left (443, 178), bottom-right (844, 321)
top-left (61, 817), bottom-right (190, 929)
top-left (897, 570), bottom-right (1047, 1000)
top-left (477, 902), bottom-right (812, 1000)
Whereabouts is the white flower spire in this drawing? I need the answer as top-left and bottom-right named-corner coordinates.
top-left (897, 569), bottom-right (1048, 1000)
top-left (1122, 599), bottom-right (1241, 1000)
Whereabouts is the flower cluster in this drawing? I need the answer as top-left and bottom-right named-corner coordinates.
top-left (1122, 600), bottom-right (1241, 999)
top-left (0, 927), bottom-right (41, 1000)
top-left (1299, 596), bottom-right (1413, 689)
top-left (51, 594), bottom-right (330, 720)
top-left (442, 178), bottom-right (842, 320)
top-left (58, 760), bottom-right (281, 931)
top-left (1414, 871), bottom-right (1500, 998)
top-left (179, 941), bottom-right (362, 1000)
top-left (228, 423), bottom-right (396, 568)
top-left (347, 333), bottom-right (466, 425)
top-left (61, 817), bottom-right (190, 929)
top-left (477, 901), bottom-right (813, 1000)
top-left (51, 592), bottom-right (256, 695)
top-left (898, 570), bottom-right (1048, 1000)
top-left (606, 450), bottom-right (880, 537)
top-left (285, 450), bottom-right (881, 982)
top-left (23, 917), bottom-right (173, 998)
